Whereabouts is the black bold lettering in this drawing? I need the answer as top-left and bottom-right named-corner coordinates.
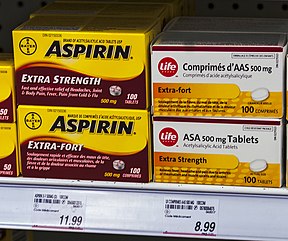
top-left (49, 116), bottom-right (66, 132)
top-left (114, 45), bottom-right (130, 59)
top-left (73, 44), bottom-right (86, 58)
top-left (118, 121), bottom-right (133, 134)
top-left (77, 119), bottom-right (90, 132)
top-left (97, 120), bottom-right (110, 133)
top-left (62, 44), bottom-right (73, 58)
top-left (93, 45), bottom-right (106, 58)
top-left (45, 41), bottom-right (62, 57)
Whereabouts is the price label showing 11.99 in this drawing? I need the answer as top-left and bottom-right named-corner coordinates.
top-left (31, 191), bottom-right (86, 230)
top-left (163, 196), bottom-right (219, 237)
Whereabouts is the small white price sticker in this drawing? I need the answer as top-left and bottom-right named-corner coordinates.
top-left (31, 191), bottom-right (86, 230)
top-left (163, 196), bottom-right (219, 237)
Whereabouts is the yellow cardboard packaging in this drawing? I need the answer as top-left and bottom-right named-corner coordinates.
top-left (13, 15), bottom-right (161, 110)
top-left (30, 2), bottom-right (170, 28)
top-left (55, 0), bottom-right (185, 17)
top-left (30, 2), bottom-right (109, 18)
top-left (0, 54), bottom-right (16, 123)
top-left (0, 123), bottom-right (20, 177)
top-left (17, 105), bottom-right (152, 182)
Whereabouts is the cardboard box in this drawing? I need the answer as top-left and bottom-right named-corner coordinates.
top-left (30, 2), bottom-right (108, 18)
top-left (151, 31), bottom-right (287, 118)
top-left (164, 16), bottom-right (288, 33)
top-left (163, 17), bottom-right (288, 119)
top-left (30, 2), bottom-right (170, 28)
top-left (55, 0), bottom-right (185, 18)
top-left (0, 123), bottom-right (20, 177)
top-left (13, 15), bottom-right (162, 110)
top-left (153, 116), bottom-right (284, 187)
top-left (17, 105), bottom-right (152, 182)
top-left (0, 54), bottom-right (16, 123)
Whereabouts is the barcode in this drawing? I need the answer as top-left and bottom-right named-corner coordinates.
top-left (165, 204), bottom-right (193, 210)
top-left (34, 198), bottom-right (61, 204)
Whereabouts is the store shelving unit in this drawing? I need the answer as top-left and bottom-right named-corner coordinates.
top-left (0, 178), bottom-right (286, 240)
top-left (1, 0), bottom-right (288, 241)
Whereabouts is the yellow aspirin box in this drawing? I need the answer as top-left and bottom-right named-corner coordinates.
top-left (30, 2), bottom-right (109, 18)
top-left (13, 15), bottom-right (161, 110)
top-left (153, 117), bottom-right (284, 187)
top-left (111, 0), bottom-right (185, 18)
top-left (17, 105), bottom-right (152, 182)
top-left (56, 0), bottom-right (185, 18)
top-left (0, 54), bottom-right (16, 123)
top-left (30, 2), bottom-right (170, 29)
top-left (151, 31), bottom-right (287, 118)
top-left (96, 3), bottom-right (170, 28)
top-left (0, 123), bottom-right (20, 177)
top-left (102, 0), bottom-right (183, 19)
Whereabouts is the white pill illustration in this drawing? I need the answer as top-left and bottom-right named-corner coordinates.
top-left (109, 85), bottom-right (122, 96)
top-left (113, 159), bottom-right (125, 170)
top-left (251, 88), bottom-right (269, 101)
top-left (249, 159), bottom-right (268, 172)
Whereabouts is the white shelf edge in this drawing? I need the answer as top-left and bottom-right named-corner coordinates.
top-left (0, 177), bottom-right (286, 240)
top-left (0, 176), bottom-right (287, 197)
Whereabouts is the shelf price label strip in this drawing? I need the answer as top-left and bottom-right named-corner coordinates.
top-left (163, 195), bottom-right (219, 237)
top-left (31, 191), bottom-right (87, 230)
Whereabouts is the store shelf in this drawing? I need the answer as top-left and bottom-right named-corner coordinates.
top-left (0, 177), bottom-right (286, 240)
top-left (1, 1), bottom-right (288, 241)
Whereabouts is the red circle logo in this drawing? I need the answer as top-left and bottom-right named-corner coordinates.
top-left (159, 127), bottom-right (178, 147)
top-left (158, 57), bottom-right (178, 77)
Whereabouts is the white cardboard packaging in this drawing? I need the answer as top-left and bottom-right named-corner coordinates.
top-left (151, 31), bottom-right (287, 118)
top-left (153, 116), bottom-right (284, 187)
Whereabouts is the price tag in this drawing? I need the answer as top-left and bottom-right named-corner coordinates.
top-left (31, 191), bottom-right (86, 230)
top-left (163, 195), bottom-right (219, 237)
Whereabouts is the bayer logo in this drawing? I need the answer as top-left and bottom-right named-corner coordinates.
top-left (24, 112), bottom-right (42, 130)
top-left (19, 37), bottom-right (37, 55)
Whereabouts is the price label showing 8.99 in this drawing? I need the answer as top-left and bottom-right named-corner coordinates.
top-left (163, 196), bottom-right (219, 237)
top-left (31, 191), bottom-right (86, 230)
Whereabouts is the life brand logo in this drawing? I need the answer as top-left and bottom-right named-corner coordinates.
top-left (158, 57), bottom-right (178, 77)
top-left (159, 127), bottom-right (178, 147)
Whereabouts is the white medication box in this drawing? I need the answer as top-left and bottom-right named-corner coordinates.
top-left (151, 31), bottom-right (287, 118)
top-left (153, 117), bottom-right (284, 187)
top-left (164, 16), bottom-right (288, 33)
